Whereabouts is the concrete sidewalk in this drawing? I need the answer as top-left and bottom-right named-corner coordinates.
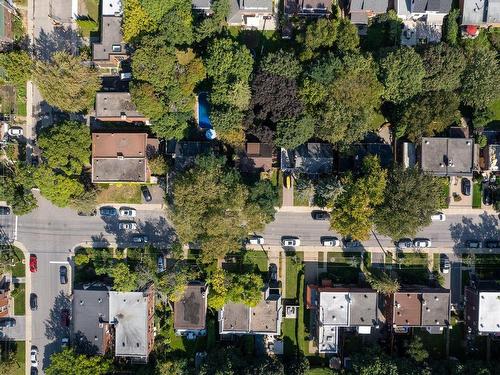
top-left (277, 205), bottom-right (498, 215)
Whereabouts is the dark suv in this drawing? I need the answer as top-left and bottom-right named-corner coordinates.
top-left (461, 178), bottom-right (471, 196)
top-left (30, 293), bottom-right (38, 311)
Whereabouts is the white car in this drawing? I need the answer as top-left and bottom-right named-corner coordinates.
top-left (7, 127), bottom-right (23, 136)
top-left (441, 258), bottom-right (450, 274)
top-left (248, 236), bottom-right (265, 245)
top-left (119, 222), bottom-right (137, 230)
top-left (119, 207), bottom-right (137, 217)
top-left (431, 212), bottom-right (446, 221)
top-left (30, 347), bottom-right (38, 367)
top-left (281, 237), bottom-right (300, 247)
top-left (413, 239), bottom-right (432, 248)
top-left (321, 237), bottom-right (340, 247)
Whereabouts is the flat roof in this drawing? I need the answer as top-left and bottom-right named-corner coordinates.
top-left (478, 292), bottom-right (500, 332)
top-left (221, 302), bottom-right (250, 332)
top-left (95, 92), bottom-right (144, 119)
top-left (92, 133), bottom-right (147, 158)
top-left (319, 292), bottom-right (349, 326)
top-left (92, 16), bottom-right (125, 61)
top-left (174, 285), bottom-right (207, 331)
top-left (350, 291), bottom-right (377, 326)
top-left (420, 137), bottom-right (474, 176)
top-left (109, 291), bottom-right (149, 358)
top-left (393, 292), bottom-right (422, 326)
top-left (92, 158), bottom-right (146, 182)
top-left (421, 291), bottom-right (450, 326)
top-left (318, 325), bottom-right (338, 353)
top-left (249, 299), bottom-right (279, 333)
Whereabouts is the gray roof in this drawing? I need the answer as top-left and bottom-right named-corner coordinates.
top-left (228, 0), bottom-right (273, 23)
top-left (249, 298), bottom-right (280, 333)
top-left (192, 0), bottom-right (211, 9)
top-left (350, 291), bottom-right (378, 326)
top-left (92, 15), bottom-right (126, 61)
top-left (411, 0), bottom-right (452, 12)
top-left (295, 143), bottom-right (334, 174)
top-left (174, 284), bottom-right (207, 331)
top-left (420, 137), bottom-right (474, 176)
top-left (462, 0), bottom-right (500, 25)
top-left (92, 158), bottom-right (146, 182)
top-left (241, 0), bottom-right (273, 10)
top-left (109, 291), bottom-right (149, 359)
top-left (349, 0), bottom-right (388, 14)
top-left (72, 287), bottom-right (110, 355)
top-left (421, 291), bottom-right (450, 326)
top-left (95, 92), bottom-right (145, 120)
top-left (174, 141), bottom-right (215, 171)
top-left (220, 302), bottom-right (250, 332)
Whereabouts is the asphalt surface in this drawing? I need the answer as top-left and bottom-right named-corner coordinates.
top-left (0, 315), bottom-right (26, 340)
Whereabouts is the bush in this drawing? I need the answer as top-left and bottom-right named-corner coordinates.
top-left (148, 155), bottom-right (168, 175)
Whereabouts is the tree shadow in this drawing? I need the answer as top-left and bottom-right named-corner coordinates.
top-left (449, 212), bottom-right (500, 255)
top-left (42, 291), bottom-right (71, 368)
top-left (33, 27), bottom-right (82, 61)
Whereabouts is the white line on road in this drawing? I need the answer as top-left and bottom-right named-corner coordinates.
top-left (49, 261), bottom-right (70, 264)
top-left (14, 215), bottom-right (18, 240)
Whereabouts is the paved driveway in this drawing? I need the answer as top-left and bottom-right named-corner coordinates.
top-left (0, 315), bottom-right (26, 340)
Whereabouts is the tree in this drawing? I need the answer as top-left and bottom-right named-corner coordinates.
top-left (33, 52), bottom-right (100, 113)
top-left (156, 357), bottom-right (192, 375)
top-left (364, 10), bottom-right (402, 51)
top-left (0, 51), bottom-right (32, 89)
top-left (374, 167), bottom-right (447, 239)
top-left (148, 155), bottom-right (168, 175)
top-left (313, 176), bottom-right (344, 208)
top-left (210, 106), bottom-right (245, 140)
top-left (34, 167), bottom-right (85, 207)
top-left (247, 180), bottom-right (279, 225)
top-left (0, 350), bottom-right (20, 375)
top-left (275, 115), bottom-right (314, 149)
top-left (155, 259), bottom-right (192, 304)
top-left (194, 0), bottom-right (230, 41)
top-left (260, 50), bottom-right (302, 79)
top-left (330, 156), bottom-right (387, 240)
top-left (303, 18), bottom-right (338, 52)
top-left (0, 162), bottom-right (37, 215)
top-left (407, 336), bottom-right (429, 363)
top-left (461, 48), bottom-right (500, 109)
top-left (45, 348), bottom-right (112, 375)
top-left (420, 43), bottom-right (466, 91)
top-left (378, 47), bottom-right (425, 103)
top-left (37, 121), bottom-right (91, 175)
top-left (208, 269), bottom-right (264, 309)
top-left (351, 347), bottom-right (400, 375)
top-left (110, 262), bottom-right (137, 292)
top-left (129, 82), bottom-right (167, 120)
top-left (365, 269), bottom-right (400, 295)
top-left (443, 9), bottom-right (460, 45)
top-left (395, 91), bottom-right (460, 140)
top-left (335, 19), bottom-right (360, 53)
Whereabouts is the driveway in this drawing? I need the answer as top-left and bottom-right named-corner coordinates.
top-left (0, 315), bottom-right (26, 340)
top-left (449, 176), bottom-right (472, 208)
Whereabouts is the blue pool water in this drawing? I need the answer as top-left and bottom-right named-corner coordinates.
top-left (198, 93), bottom-right (212, 129)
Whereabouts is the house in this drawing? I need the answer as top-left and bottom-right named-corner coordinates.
top-left (192, 0), bottom-right (212, 13)
top-left (227, 0), bottom-right (276, 30)
top-left (465, 282), bottom-right (500, 335)
top-left (91, 132), bottom-right (159, 183)
top-left (284, 0), bottom-right (333, 16)
top-left (172, 141), bottom-right (218, 171)
top-left (396, 0), bottom-right (453, 45)
top-left (386, 288), bottom-right (451, 333)
top-left (485, 144), bottom-right (500, 171)
top-left (174, 283), bottom-right (208, 338)
top-left (419, 137), bottom-right (476, 177)
top-left (307, 284), bottom-right (379, 354)
top-left (349, 0), bottom-right (388, 34)
top-left (339, 143), bottom-right (393, 172)
top-left (95, 92), bottom-right (148, 123)
top-left (109, 285), bottom-right (155, 363)
top-left (218, 287), bottom-right (282, 336)
top-left (460, 0), bottom-right (500, 38)
top-left (72, 284), bottom-right (112, 355)
top-left (239, 142), bottom-right (274, 173)
top-left (294, 143), bottom-right (334, 175)
top-left (92, 0), bottom-right (127, 69)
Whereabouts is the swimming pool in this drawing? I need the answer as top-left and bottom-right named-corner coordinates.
top-left (198, 93), bottom-right (212, 129)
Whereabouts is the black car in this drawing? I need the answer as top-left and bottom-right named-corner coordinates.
top-left (483, 188), bottom-right (492, 206)
top-left (30, 293), bottom-right (38, 311)
top-left (485, 240), bottom-right (500, 249)
top-left (311, 210), bottom-right (330, 221)
top-left (59, 266), bottom-right (68, 284)
top-left (268, 263), bottom-right (278, 282)
top-left (0, 206), bottom-right (11, 215)
top-left (461, 178), bottom-right (471, 196)
top-left (0, 318), bottom-right (16, 327)
top-left (99, 206), bottom-right (117, 217)
top-left (30, 367), bottom-right (38, 375)
top-left (141, 185), bottom-right (152, 202)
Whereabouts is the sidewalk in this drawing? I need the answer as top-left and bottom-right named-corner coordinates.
top-left (276, 205), bottom-right (498, 215)
top-left (96, 203), bottom-right (165, 211)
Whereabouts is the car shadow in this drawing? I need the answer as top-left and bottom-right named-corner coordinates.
top-left (42, 291), bottom-right (71, 368)
top-left (449, 212), bottom-right (500, 255)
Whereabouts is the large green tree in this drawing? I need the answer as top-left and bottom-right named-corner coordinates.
top-left (374, 167), bottom-right (447, 239)
top-left (420, 43), bottom-right (466, 92)
top-left (378, 47), bottom-right (425, 103)
top-left (260, 50), bottom-right (302, 79)
top-left (0, 50), bottom-right (32, 89)
top-left (45, 348), bottom-right (112, 375)
top-left (0, 162), bottom-right (37, 215)
top-left (34, 167), bottom-right (85, 208)
top-left (38, 121), bottom-right (91, 175)
top-left (275, 116), bottom-right (315, 150)
top-left (33, 52), bottom-right (100, 113)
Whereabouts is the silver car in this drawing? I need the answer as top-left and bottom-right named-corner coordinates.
top-left (413, 238), bottom-right (432, 248)
top-left (281, 237), bottom-right (300, 247)
top-left (119, 207), bottom-right (137, 217)
top-left (119, 222), bottom-right (137, 230)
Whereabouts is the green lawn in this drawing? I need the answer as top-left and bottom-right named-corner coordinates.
top-left (486, 98), bottom-right (500, 130)
top-left (395, 252), bottom-right (429, 285)
top-left (433, 253), bottom-right (440, 272)
top-left (14, 341), bottom-right (25, 375)
top-left (13, 283), bottom-right (25, 315)
top-left (469, 254), bottom-right (500, 280)
top-left (472, 181), bottom-right (482, 208)
top-left (0, 341), bottom-right (25, 375)
top-left (285, 252), bottom-right (303, 299)
top-left (282, 318), bottom-right (297, 356)
top-left (96, 184), bottom-right (142, 204)
top-left (11, 247), bottom-right (25, 278)
top-left (242, 251), bottom-right (268, 273)
top-left (326, 252), bottom-right (361, 284)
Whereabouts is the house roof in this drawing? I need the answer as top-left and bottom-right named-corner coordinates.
top-left (300, 0), bottom-right (332, 11)
top-left (350, 291), bottom-right (378, 326)
top-left (241, 0), bottom-right (273, 10)
top-left (239, 142), bottom-right (273, 172)
top-left (249, 297), bottom-right (280, 333)
top-left (295, 143), bottom-right (334, 174)
top-left (393, 292), bottom-right (422, 326)
top-left (192, 0), bottom-right (211, 9)
top-left (487, 144), bottom-right (500, 171)
top-left (349, 0), bottom-right (388, 14)
top-left (174, 284), bottom-right (207, 331)
top-left (319, 291), bottom-right (349, 325)
top-left (95, 93), bottom-right (144, 120)
top-left (109, 291), bottom-right (149, 358)
top-left (462, 0), bottom-right (500, 25)
top-left (220, 302), bottom-right (250, 332)
top-left (92, 16), bottom-right (126, 61)
top-left (102, 0), bottom-right (122, 16)
top-left (350, 11), bottom-right (369, 23)
top-left (421, 291), bottom-right (450, 326)
top-left (174, 141), bottom-right (216, 170)
top-left (478, 291), bottom-right (500, 332)
top-left (72, 286), bottom-right (110, 355)
top-left (420, 137), bottom-right (474, 176)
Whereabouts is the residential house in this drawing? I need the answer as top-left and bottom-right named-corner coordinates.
top-left (460, 0), bottom-right (500, 38)
top-left (91, 132), bottom-right (159, 183)
top-left (294, 143), bottom-right (334, 175)
top-left (92, 0), bottom-right (127, 69)
top-left (349, 0), bottom-right (388, 34)
top-left (419, 137), bottom-right (476, 177)
top-left (72, 284), bottom-right (112, 355)
top-left (109, 285), bottom-right (155, 363)
top-left (306, 284), bottom-right (379, 354)
top-left (174, 283), bottom-right (208, 339)
top-left (386, 288), bottom-right (451, 333)
top-left (239, 142), bottom-right (274, 173)
top-left (172, 141), bottom-right (218, 171)
top-left (284, 0), bottom-right (333, 16)
top-left (228, 0), bottom-right (276, 30)
top-left (95, 92), bottom-right (148, 123)
top-left (339, 143), bottom-right (393, 172)
top-left (218, 287), bottom-right (282, 336)
top-left (396, 0), bottom-right (453, 45)
top-left (192, 0), bottom-right (212, 13)
top-left (465, 282), bottom-right (500, 335)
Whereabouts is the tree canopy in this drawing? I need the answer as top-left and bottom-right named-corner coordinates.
top-left (208, 268), bottom-right (264, 309)
top-left (45, 348), bottom-right (112, 375)
top-left (420, 43), bottom-right (466, 92)
top-left (0, 162), bottom-right (37, 215)
top-left (34, 166), bottom-right (85, 208)
top-left (275, 116), bottom-right (314, 149)
top-left (260, 50), bottom-right (302, 79)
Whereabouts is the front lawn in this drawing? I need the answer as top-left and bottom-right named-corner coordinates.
top-left (96, 184), bottom-right (142, 204)
top-left (395, 252), bottom-right (429, 285)
top-left (472, 181), bottom-right (482, 208)
top-left (0, 340), bottom-right (25, 375)
top-left (242, 251), bottom-right (268, 274)
top-left (326, 252), bottom-right (361, 284)
top-left (469, 254), bottom-right (500, 280)
top-left (10, 247), bottom-right (25, 278)
top-left (285, 252), bottom-right (303, 299)
top-left (486, 98), bottom-right (500, 130)
top-left (13, 283), bottom-right (25, 315)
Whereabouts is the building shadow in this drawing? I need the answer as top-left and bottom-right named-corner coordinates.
top-left (42, 291), bottom-right (71, 368)
top-left (33, 27), bottom-right (81, 61)
top-left (449, 212), bottom-right (500, 254)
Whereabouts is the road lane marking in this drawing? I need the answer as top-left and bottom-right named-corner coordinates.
top-left (49, 261), bottom-right (69, 264)
top-left (14, 215), bottom-right (18, 240)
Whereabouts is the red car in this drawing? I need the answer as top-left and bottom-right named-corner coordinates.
top-left (60, 309), bottom-right (70, 327)
top-left (29, 254), bottom-right (37, 273)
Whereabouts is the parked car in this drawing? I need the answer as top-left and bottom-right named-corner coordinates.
top-left (157, 255), bottom-right (165, 273)
top-left (61, 337), bottom-right (69, 348)
top-left (0, 318), bottom-right (16, 327)
top-left (321, 237), bottom-right (340, 247)
top-left (30, 346), bottom-right (38, 367)
top-left (466, 240), bottom-right (482, 248)
top-left (99, 206), bottom-right (117, 217)
top-left (281, 237), bottom-right (300, 247)
top-left (141, 186), bottom-right (152, 202)
top-left (483, 188), bottom-right (492, 206)
top-left (248, 235), bottom-right (265, 245)
top-left (7, 127), bottom-right (23, 136)
top-left (485, 240), bottom-right (500, 249)
top-left (397, 239), bottom-right (413, 249)
top-left (30, 293), bottom-right (38, 311)
top-left (120, 72), bottom-right (132, 81)
top-left (30, 367), bottom-right (38, 375)
top-left (119, 207), bottom-right (137, 217)
top-left (461, 178), bottom-right (471, 196)
top-left (60, 309), bottom-right (70, 327)
top-left (413, 238), bottom-right (432, 248)
top-left (119, 222), bottom-right (137, 230)
top-left (343, 238), bottom-right (361, 248)
top-left (29, 254), bottom-right (37, 273)
top-left (0, 206), bottom-right (11, 215)
top-left (77, 209), bottom-right (97, 216)
top-left (268, 263), bottom-right (278, 282)
top-left (132, 235), bottom-right (148, 243)
top-left (441, 255), bottom-right (450, 274)
top-left (431, 212), bottom-right (446, 221)
top-left (59, 266), bottom-right (68, 284)
top-left (311, 210), bottom-right (330, 221)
